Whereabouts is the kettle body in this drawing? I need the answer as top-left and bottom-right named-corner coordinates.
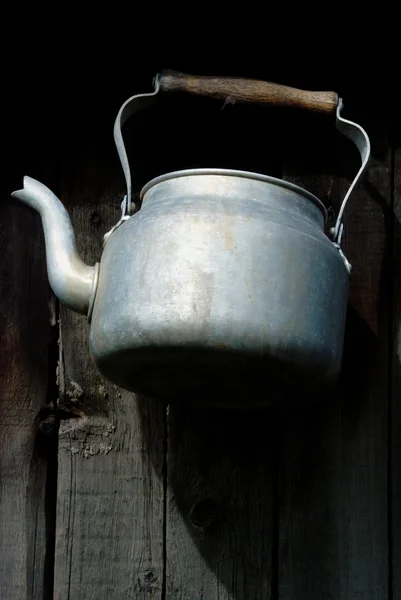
top-left (89, 169), bottom-right (349, 403)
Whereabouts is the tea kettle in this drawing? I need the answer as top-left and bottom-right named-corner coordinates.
top-left (11, 72), bottom-right (370, 405)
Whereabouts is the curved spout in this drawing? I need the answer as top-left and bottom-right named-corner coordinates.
top-left (11, 176), bottom-right (98, 316)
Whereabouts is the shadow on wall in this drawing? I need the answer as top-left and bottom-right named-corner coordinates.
top-left (134, 302), bottom-right (381, 599)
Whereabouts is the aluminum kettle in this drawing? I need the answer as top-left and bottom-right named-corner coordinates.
top-left (11, 72), bottom-right (370, 405)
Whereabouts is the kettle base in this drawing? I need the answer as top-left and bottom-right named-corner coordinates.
top-left (94, 346), bottom-right (338, 408)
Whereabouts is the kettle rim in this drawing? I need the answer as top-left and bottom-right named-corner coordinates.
top-left (140, 168), bottom-right (327, 221)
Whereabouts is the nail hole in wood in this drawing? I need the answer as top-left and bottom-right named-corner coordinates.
top-left (91, 211), bottom-right (102, 228)
top-left (190, 497), bottom-right (219, 528)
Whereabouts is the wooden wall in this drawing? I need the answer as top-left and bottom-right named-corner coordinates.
top-left (0, 77), bottom-right (397, 599)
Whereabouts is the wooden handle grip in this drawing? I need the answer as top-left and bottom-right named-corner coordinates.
top-left (157, 70), bottom-right (339, 115)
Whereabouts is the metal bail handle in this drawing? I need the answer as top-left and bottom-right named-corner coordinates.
top-left (112, 73), bottom-right (371, 269)
top-left (332, 99), bottom-right (371, 245)
top-left (113, 77), bottom-right (161, 217)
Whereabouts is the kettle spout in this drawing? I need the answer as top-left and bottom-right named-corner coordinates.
top-left (11, 176), bottom-right (98, 316)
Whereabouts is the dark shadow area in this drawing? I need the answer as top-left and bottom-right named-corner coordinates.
top-left (388, 103), bottom-right (401, 599)
top-left (166, 400), bottom-right (279, 599)
top-left (28, 399), bottom-right (59, 600)
top-left (136, 304), bottom-right (380, 599)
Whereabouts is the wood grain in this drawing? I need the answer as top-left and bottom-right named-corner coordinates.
top-left (278, 98), bottom-right (391, 598)
top-left (0, 99), bottom-right (57, 599)
top-left (158, 70), bottom-right (339, 115)
top-left (166, 405), bottom-right (277, 600)
top-left (391, 108), bottom-right (401, 600)
top-left (53, 98), bottom-right (165, 600)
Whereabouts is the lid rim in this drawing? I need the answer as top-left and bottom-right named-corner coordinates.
top-left (140, 168), bottom-right (327, 221)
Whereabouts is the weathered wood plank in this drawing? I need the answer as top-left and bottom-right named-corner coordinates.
top-left (392, 105), bottom-right (401, 600)
top-left (166, 406), bottom-right (276, 600)
top-left (53, 97), bottom-right (165, 600)
top-left (278, 94), bottom-right (391, 598)
top-left (0, 99), bottom-right (57, 599)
